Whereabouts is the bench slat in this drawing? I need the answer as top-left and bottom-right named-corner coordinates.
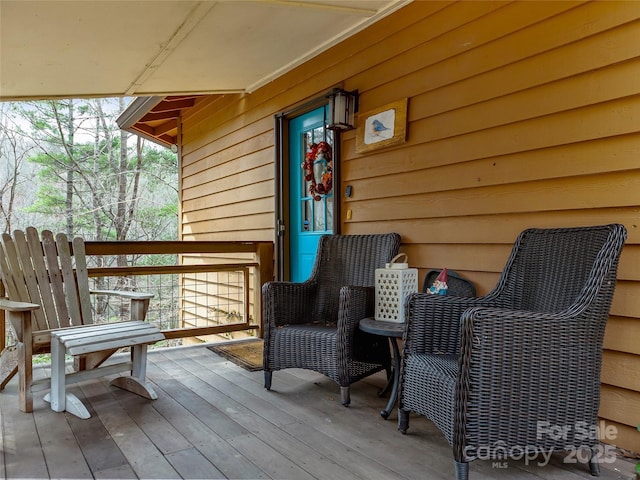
top-left (51, 321), bottom-right (163, 355)
top-left (65, 334), bottom-right (163, 355)
top-left (54, 323), bottom-right (160, 343)
top-left (53, 320), bottom-right (154, 338)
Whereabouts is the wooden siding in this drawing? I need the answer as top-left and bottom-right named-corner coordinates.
top-left (179, 1), bottom-right (640, 453)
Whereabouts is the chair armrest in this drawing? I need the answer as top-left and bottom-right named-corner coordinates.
top-left (0, 298), bottom-right (41, 344)
top-left (336, 285), bottom-right (375, 362)
top-left (459, 306), bottom-right (598, 355)
top-left (90, 289), bottom-right (154, 300)
top-left (337, 285), bottom-right (375, 333)
top-left (0, 298), bottom-right (40, 311)
top-left (90, 290), bottom-right (153, 321)
top-left (456, 307), bottom-right (604, 448)
top-left (262, 280), bottom-right (318, 328)
top-left (403, 292), bottom-right (496, 355)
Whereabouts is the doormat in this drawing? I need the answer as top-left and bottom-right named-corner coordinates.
top-left (207, 339), bottom-right (263, 372)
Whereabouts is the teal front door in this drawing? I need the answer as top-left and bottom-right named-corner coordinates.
top-left (289, 106), bottom-right (334, 282)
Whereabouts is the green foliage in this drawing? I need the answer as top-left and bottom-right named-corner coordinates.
top-left (25, 184), bottom-right (66, 214)
top-left (11, 98), bottom-right (178, 241)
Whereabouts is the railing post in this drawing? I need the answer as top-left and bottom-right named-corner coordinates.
top-left (255, 242), bottom-right (274, 338)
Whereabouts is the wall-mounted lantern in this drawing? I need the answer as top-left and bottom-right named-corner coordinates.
top-left (327, 88), bottom-right (358, 131)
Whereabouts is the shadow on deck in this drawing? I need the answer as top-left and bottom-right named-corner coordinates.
top-left (0, 345), bottom-right (636, 479)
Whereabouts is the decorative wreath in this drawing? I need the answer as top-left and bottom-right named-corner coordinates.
top-left (301, 141), bottom-right (332, 201)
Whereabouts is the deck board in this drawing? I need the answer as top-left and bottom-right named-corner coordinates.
top-left (203, 360), bottom-right (453, 480)
top-left (0, 386), bottom-right (49, 479)
top-left (67, 385), bottom-right (147, 475)
top-left (33, 396), bottom-right (93, 479)
top-left (164, 446), bottom-right (224, 479)
top-left (80, 379), bottom-right (181, 479)
top-left (0, 345), bottom-right (636, 480)
top-left (147, 367), bottom-right (270, 479)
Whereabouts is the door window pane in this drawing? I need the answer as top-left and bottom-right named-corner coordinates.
top-left (302, 200), bottom-right (312, 232)
top-left (325, 194), bottom-right (333, 231)
top-left (313, 198), bottom-right (325, 231)
top-left (298, 121), bottom-right (333, 234)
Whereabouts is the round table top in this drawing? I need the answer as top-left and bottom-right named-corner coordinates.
top-left (359, 317), bottom-right (404, 337)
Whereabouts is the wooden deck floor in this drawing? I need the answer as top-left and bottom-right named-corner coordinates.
top-left (0, 345), bottom-right (636, 480)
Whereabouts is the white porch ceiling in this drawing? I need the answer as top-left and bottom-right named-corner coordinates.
top-left (0, 0), bottom-right (408, 101)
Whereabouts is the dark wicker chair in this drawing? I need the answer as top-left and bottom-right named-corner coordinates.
top-left (263, 233), bottom-right (401, 405)
top-left (423, 269), bottom-right (476, 297)
top-left (398, 224), bottom-right (627, 479)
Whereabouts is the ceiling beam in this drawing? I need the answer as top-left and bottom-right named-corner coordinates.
top-left (164, 95), bottom-right (202, 101)
top-left (154, 98), bottom-right (196, 112)
top-left (133, 124), bottom-right (155, 136)
top-left (153, 119), bottom-right (178, 136)
top-left (140, 110), bottom-right (182, 123)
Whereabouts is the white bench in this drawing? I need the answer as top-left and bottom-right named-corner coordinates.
top-left (44, 321), bottom-right (164, 419)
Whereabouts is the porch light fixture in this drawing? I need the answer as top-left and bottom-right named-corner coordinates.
top-left (327, 88), bottom-right (358, 131)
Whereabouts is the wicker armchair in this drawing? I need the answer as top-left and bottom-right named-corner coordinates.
top-left (398, 224), bottom-right (627, 479)
top-left (263, 233), bottom-right (401, 405)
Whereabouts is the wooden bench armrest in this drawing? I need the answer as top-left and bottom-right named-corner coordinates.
top-left (90, 289), bottom-right (154, 300)
top-left (0, 298), bottom-right (41, 312)
top-left (90, 290), bottom-right (152, 322)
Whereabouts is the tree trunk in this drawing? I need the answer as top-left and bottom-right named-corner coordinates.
top-left (66, 100), bottom-right (74, 237)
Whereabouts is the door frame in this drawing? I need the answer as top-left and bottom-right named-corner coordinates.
top-left (274, 94), bottom-right (342, 281)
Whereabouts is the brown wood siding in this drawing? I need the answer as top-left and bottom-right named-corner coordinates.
top-left (179, 1), bottom-right (640, 453)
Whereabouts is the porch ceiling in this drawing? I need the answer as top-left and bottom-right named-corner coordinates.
top-left (0, 0), bottom-right (407, 101)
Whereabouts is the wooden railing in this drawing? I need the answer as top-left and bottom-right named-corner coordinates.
top-left (0, 240), bottom-right (274, 350)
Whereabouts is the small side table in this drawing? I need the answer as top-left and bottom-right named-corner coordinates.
top-left (45, 321), bottom-right (164, 419)
top-left (359, 317), bottom-right (404, 419)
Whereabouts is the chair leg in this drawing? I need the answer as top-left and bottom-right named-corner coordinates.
top-left (589, 446), bottom-right (601, 477)
top-left (340, 386), bottom-right (350, 406)
top-left (17, 342), bottom-right (33, 413)
top-left (264, 371), bottom-right (272, 390)
top-left (16, 311), bottom-right (34, 413)
top-left (398, 408), bottom-right (410, 434)
top-left (454, 460), bottom-right (469, 480)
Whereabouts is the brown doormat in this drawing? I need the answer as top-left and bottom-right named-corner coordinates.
top-left (207, 339), bottom-right (263, 371)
